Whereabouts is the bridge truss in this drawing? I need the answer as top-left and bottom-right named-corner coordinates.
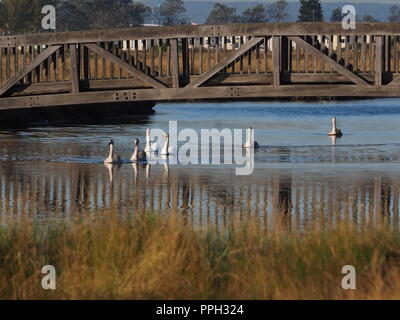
top-left (1, 23), bottom-right (400, 110)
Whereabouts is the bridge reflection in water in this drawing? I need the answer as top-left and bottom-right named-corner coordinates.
top-left (0, 162), bottom-right (398, 230)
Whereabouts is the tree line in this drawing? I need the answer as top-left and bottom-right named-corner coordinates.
top-left (0, 0), bottom-right (185, 33)
top-left (206, 0), bottom-right (289, 24)
top-left (330, 3), bottom-right (400, 22)
top-left (1, 0), bottom-right (400, 35)
top-left (207, 0), bottom-right (400, 24)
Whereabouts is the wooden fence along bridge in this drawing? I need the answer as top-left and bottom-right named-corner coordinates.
top-left (1, 22), bottom-right (400, 110)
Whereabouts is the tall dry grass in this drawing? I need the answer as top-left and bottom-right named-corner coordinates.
top-left (0, 212), bottom-right (400, 300)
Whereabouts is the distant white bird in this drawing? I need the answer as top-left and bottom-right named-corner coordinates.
top-left (328, 117), bottom-right (343, 137)
top-left (131, 139), bottom-right (147, 163)
top-left (160, 133), bottom-right (176, 155)
top-left (104, 140), bottom-right (122, 164)
top-left (243, 127), bottom-right (259, 149)
top-left (144, 129), bottom-right (159, 154)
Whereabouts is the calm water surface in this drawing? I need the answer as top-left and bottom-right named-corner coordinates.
top-left (1, 98), bottom-right (400, 229)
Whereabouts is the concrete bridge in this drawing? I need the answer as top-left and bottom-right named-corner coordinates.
top-left (1, 22), bottom-right (400, 111)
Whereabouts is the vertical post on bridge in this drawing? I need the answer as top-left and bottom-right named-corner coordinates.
top-left (272, 36), bottom-right (281, 86)
top-left (69, 44), bottom-right (80, 93)
top-left (375, 36), bottom-right (383, 86)
top-left (171, 39), bottom-right (180, 88)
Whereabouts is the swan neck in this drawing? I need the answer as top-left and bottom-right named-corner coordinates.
top-left (332, 118), bottom-right (337, 130)
top-left (133, 144), bottom-right (138, 159)
top-left (108, 144), bottom-right (114, 158)
top-left (146, 131), bottom-right (151, 146)
top-left (247, 129), bottom-right (252, 145)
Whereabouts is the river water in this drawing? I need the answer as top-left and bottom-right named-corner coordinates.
top-left (0, 98), bottom-right (400, 230)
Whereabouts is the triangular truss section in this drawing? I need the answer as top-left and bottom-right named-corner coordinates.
top-left (387, 77), bottom-right (400, 87)
top-left (84, 43), bottom-right (166, 89)
top-left (0, 45), bottom-right (61, 97)
top-left (288, 36), bottom-right (370, 86)
top-left (186, 37), bottom-right (267, 89)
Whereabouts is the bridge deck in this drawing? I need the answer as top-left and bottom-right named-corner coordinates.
top-left (1, 23), bottom-right (400, 110)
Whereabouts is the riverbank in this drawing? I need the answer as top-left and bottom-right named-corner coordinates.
top-left (1, 212), bottom-right (400, 300)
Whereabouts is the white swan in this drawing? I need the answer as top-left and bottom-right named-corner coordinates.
top-left (160, 133), bottom-right (176, 155)
top-left (243, 127), bottom-right (259, 149)
top-left (131, 139), bottom-right (147, 163)
top-left (144, 129), bottom-right (159, 154)
top-left (328, 117), bottom-right (343, 137)
top-left (104, 140), bottom-right (122, 164)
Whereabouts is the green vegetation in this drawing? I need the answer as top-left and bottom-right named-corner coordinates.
top-left (153, 0), bottom-right (188, 26)
top-left (241, 5), bottom-right (267, 24)
top-left (206, 3), bottom-right (241, 24)
top-left (267, 0), bottom-right (289, 22)
top-left (1, 212), bottom-right (400, 299)
top-left (363, 14), bottom-right (379, 23)
top-left (0, 0), bottom-right (52, 34)
top-left (205, 0), bottom-right (289, 24)
top-left (388, 4), bottom-right (400, 22)
top-left (0, 0), bottom-right (153, 33)
top-left (298, 0), bottom-right (324, 22)
top-left (330, 7), bottom-right (344, 22)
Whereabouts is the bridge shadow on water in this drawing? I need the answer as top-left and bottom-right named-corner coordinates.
top-left (0, 101), bottom-right (155, 128)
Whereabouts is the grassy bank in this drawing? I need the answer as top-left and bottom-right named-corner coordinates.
top-left (0, 213), bottom-right (400, 299)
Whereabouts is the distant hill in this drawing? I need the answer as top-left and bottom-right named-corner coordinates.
top-left (142, 1), bottom-right (393, 24)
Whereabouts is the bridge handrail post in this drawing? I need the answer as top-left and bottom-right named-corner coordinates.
top-left (374, 36), bottom-right (383, 86)
top-left (272, 36), bottom-right (281, 86)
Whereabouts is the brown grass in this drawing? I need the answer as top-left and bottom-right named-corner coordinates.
top-left (0, 211), bottom-right (400, 300)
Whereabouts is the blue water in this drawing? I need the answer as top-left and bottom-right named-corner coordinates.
top-left (153, 99), bottom-right (400, 147)
top-left (0, 98), bottom-right (399, 227)
top-left (0, 99), bottom-right (400, 167)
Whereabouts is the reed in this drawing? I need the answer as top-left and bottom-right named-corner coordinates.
top-left (0, 211), bottom-right (400, 300)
